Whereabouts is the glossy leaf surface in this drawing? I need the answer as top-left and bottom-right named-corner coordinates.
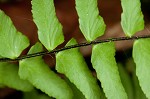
top-left (0, 10), bottom-right (29, 59)
top-left (75, 0), bottom-right (106, 41)
top-left (32, 0), bottom-right (64, 51)
top-left (19, 42), bottom-right (73, 99)
top-left (133, 39), bottom-right (150, 98)
top-left (56, 38), bottom-right (102, 99)
top-left (121, 0), bottom-right (144, 36)
top-left (0, 62), bottom-right (33, 91)
top-left (91, 42), bottom-right (127, 99)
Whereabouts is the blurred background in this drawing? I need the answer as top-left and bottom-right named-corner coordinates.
top-left (0, 0), bottom-right (150, 99)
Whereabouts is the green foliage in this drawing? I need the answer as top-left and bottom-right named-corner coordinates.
top-left (118, 63), bottom-right (134, 99)
top-left (19, 43), bottom-right (73, 99)
top-left (0, 0), bottom-right (149, 99)
top-left (64, 78), bottom-right (86, 99)
top-left (32, 0), bottom-right (64, 51)
top-left (133, 39), bottom-right (150, 98)
top-left (75, 0), bottom-right (106, 41)
top-left (23, 90), bottom-right (53, 99)
top-left (56, 39), bottom-right (102, 99)
top-left (0, 10), bottom-right (29, 59)
top-left (0, 62), bottom-right (33, 91)
top-left (121, 0), bottom-right (144, 36)
top-left (132, 66), bottom-right (147, 99)
top-left (125, 58), bottom-right (147, 99)
top-left (91, 42), bottom-right (127, 99)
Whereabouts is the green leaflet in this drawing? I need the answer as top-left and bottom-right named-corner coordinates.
top-left (125, 58), bottom-right (147, 99)
top-left (118, 63), bottom-right (134, 99)
top-left (133, 74), bottom-right (147, 99)
top-left (32, 0), bottom-right (64, 51)
top-left (133, 39), bottom-right (150, 99)
top-left (0, 10), bottom-right (29, 59)
top-left (64, 78), bottom-right (86, 99)
top-left (121, 0), bottom-right (144, 36)
top-left (91, 42), bottom-right (127, 99)
top-left (132, 66), bottom-right (147, 99)
top-left (23, 90), bottom-right (53, 99)
top-left (75, 0), bottom-right (106, 41)
top-left (56, 38), bottom-right (103, 99)
top-left (19, 42), bottom-right (73, 99)
top-left (0, 62), bottom-right (33, 91)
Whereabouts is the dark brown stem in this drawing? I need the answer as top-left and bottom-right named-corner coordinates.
top-left (0, 35), bottom-right (150, 62)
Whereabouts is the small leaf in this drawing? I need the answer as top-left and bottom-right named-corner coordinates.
top-left (32, 0), bottom-right (64, 51)
top-left (91, 42), bottom-right (127, 99)
top-left (0, 62), bottom-right (33, 91)
top-left (0, 10), bottom-right (29, 59)
top-left (19, 42), bottom-right (73, 99)
top-left (56, 38), bottom-right (103, 99)
top-left (121, 0), bottom-right (144, 36)
top-left (75, 0), bottom-right (106, 41)
top-left (133, 38), bottom-right (150, 98)
top-left (118, 63), bottom-right (134, 99)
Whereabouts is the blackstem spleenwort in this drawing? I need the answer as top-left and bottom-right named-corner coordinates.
top-left (0, 0), bottom-right (150, 99)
